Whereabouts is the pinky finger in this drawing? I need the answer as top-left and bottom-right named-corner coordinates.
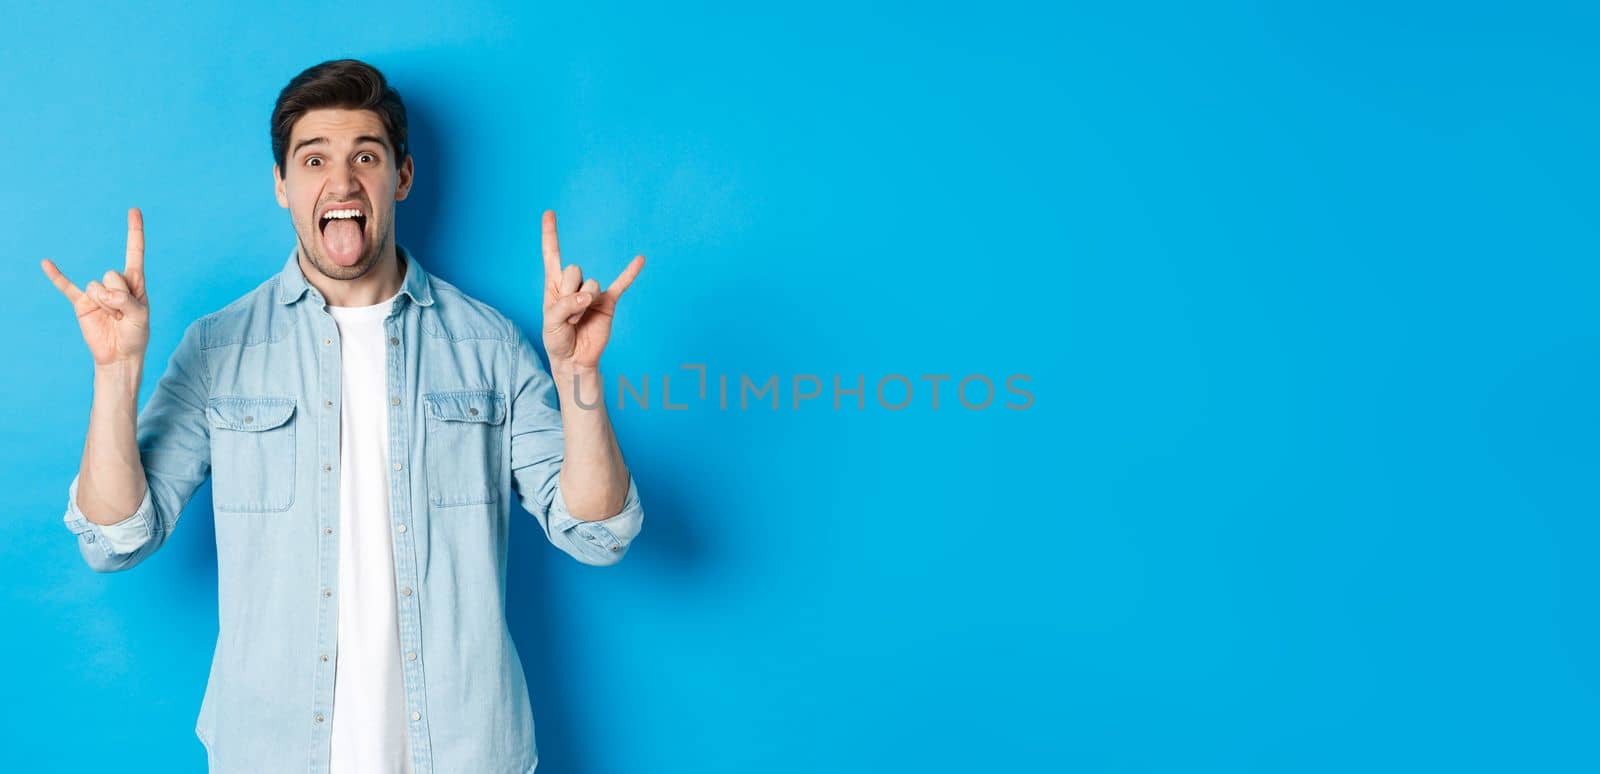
top-left (41, 258), bottom-right (85, 303)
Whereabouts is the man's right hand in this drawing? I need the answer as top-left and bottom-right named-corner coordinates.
top-left (41, 208), bottom-right (152, 367)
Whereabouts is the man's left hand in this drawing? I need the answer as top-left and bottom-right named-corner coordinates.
top-left (539, 209), bottom-right (644, 377)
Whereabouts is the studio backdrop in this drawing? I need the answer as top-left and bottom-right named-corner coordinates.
top-left (2, 1), bottom-right (1595, 772)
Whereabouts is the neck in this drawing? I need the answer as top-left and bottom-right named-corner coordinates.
top-left (301, 242), bottom-right (405, 307)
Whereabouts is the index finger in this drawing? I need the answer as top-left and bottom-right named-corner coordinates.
top-left (125, 207), bottom-right (144, 279)
top-left (540, 209), bottom-right (561, 286)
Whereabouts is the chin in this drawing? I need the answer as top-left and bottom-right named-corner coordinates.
top-left (301, 237), bottom-right (379, 280)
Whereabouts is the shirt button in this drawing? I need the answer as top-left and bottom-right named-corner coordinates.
top-left (393, 462), bottom-right (403, 471)
top-left (391, 397), bottom-right (401, 406)
top-left (401, 586), bottom-right (413, 596)
top-left (468, 407), bottom-right (478, 416)
top-left (320, 653), bottom-right (329, 662)
top-left (243, 415), bottom-right (253, 423)
top-left (323, 338), bottom-right (331, 346)
top-left (323, 463), bottom-right (332, 472)
top-left (397, 524), bottom-right (407, 533)
top-left (389, 337), bottom-right (399, 346)
top-left (322, 588), bottom-right (332, 598)
top-left (411, 711), bottom-right (421, 722)
top-left (323, 527), bottom-right (333, 535)
top-left (314, 713), bottom-right (325, 723)
top-left (407, 651), bottom-right (417, 661)
top-left (324, 399), bottom-right (333, 407)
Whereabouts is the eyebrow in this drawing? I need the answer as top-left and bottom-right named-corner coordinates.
top-left (292, 134), bottom-right (390, 157)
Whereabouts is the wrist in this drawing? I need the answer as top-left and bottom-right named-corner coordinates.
top-left (550, 362), bottom-right (602, 400)
top-left (93, 359), bottom-right (143, 401)
top-left (550, 360), bottom-right (599, 381)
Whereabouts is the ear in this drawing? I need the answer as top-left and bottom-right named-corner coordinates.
top-left (395, 154), bottom-right (415, 202)
top-left (273, 164), bottom-right (288, 208)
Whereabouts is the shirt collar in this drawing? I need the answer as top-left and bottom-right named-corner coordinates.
top-left (276, 242), bottom-right (435, 308)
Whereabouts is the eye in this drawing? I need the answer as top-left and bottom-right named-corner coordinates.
top-left (305, 156), bottom-right (322, 167)
top-left (358, 152), bottom-right (377, 164)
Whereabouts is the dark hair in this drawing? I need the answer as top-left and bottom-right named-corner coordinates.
top-left (271, 58), bottom-right (409, 175)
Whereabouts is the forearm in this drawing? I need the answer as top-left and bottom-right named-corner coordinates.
top-left (551, 365), bottom-right (630, 520)
top-left (76, 359), bottom-right (149, 525)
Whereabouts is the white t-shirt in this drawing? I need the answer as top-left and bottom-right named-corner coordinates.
top-left (327, 289), bottom-right (414, 774)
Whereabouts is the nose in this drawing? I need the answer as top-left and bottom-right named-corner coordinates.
top-left (327, 159), bottom-right (361, 195)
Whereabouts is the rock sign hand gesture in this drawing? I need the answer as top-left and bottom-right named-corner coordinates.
top-left (40, 208), bottom-right (152, 367)
top-left (541, 210), bottom-right (644, 374)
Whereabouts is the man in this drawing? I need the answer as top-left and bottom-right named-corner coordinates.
top-left (40, 59), bottom-right (646, 773)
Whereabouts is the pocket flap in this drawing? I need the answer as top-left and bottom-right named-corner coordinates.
top-left (208, 395), bottom-right (296, 431)
top-left (423, 389), bottom-right (505, 424)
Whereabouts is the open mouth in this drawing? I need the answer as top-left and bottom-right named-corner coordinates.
top-left (318, 205), bottom-right (369, 264)
top-left (318, 208), bottom-right (368, 234)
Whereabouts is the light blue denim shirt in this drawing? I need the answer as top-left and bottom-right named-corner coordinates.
top-left (60, 244), bottom-right (644, 773)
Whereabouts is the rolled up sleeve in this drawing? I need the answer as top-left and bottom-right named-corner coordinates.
top-left (60, 317), bottom-right (212, 573)
top-left (549, 474), bottom-right (644, 565)
top-left (62, 472), bottom-right (160, 571)
top-left (506, 325), bottom-right (645, 567)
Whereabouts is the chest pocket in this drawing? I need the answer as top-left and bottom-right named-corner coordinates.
top-left (207, 395), bottom-right (297, 512)
top-left (423, 388), bottom-right (506, 507)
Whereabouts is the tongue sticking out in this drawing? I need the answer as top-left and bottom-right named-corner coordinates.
top-left (322, 219), bottom-right (365, 266)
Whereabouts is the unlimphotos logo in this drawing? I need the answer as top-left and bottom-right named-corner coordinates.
top-left (563, 364), bottom-right (1035, 411)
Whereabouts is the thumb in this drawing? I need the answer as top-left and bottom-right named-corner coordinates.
top-left (546, 293), bottom-right (593, 327)
top-left (91, 284), bottom-right (142, 314)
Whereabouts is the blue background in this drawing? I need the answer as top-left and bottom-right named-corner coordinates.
top-left (3, 1), bottom-right (1596, 771)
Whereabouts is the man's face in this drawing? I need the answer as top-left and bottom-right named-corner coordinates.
top-left (274, 108), bottom-right (413, 281)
